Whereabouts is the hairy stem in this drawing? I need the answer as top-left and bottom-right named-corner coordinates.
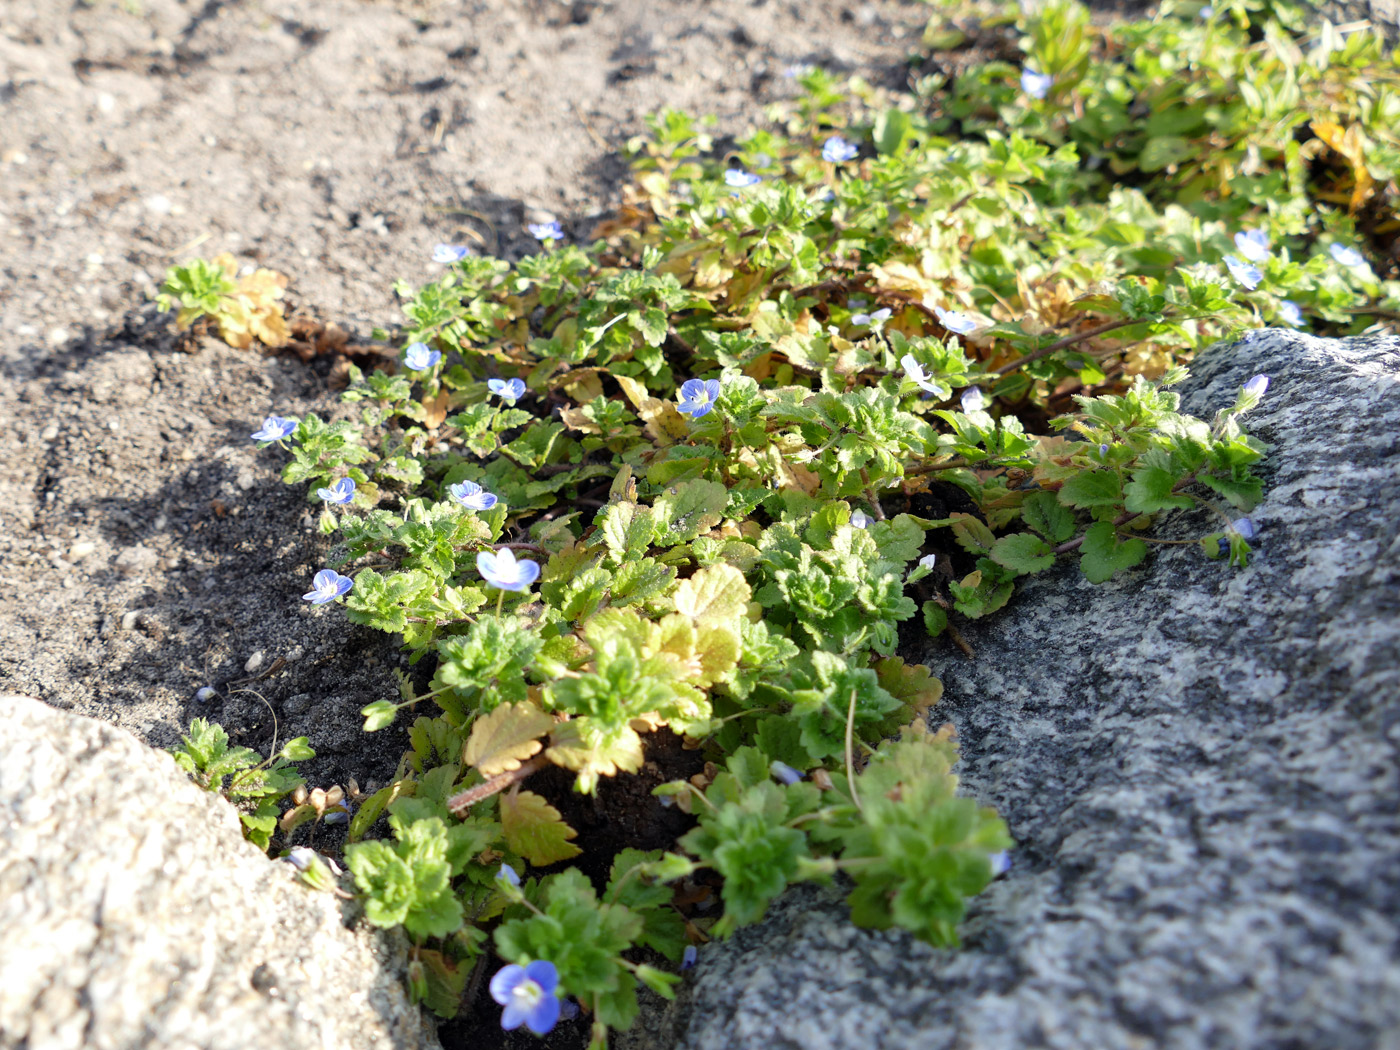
top-left (446, 754), bottom-right (549, 816)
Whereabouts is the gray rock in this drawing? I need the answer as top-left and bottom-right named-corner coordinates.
top-left (0, 695), bottom-right (440, 1050)
top-left (633, 331), bottom-right (1400, 1050)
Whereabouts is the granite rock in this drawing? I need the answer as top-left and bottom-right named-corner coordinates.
top-left (0, 694), bottom-right (440, 1050)
top-left (628, 331), bottom-right (1400, 1050)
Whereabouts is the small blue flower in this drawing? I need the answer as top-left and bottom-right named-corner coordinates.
top-left (851, 308), bottom-right (891, 326)
top-left (1021, 67), bottom-right (1053, 100)
top-left (770, 760), bottom-right (803, 785)
top-left (195, 686), bottom-right (216, 703)
top-left (821, 135), bottom-right (859, 163)
top-left (1199, 4), bottom-right (1214, 16)
top-left (677, 378), bottom-right (722, 419)
top-left (497, 863), bottom-right (521, 888)
top-left (724, 169), bottom-right (761, 188)
top-left (901, 354), bottom-right (946, 396)
top-left (1329, 243), bottom-right (1365, 267)
top-left (1224, 255), bottom-right (1263, 290)
top-left (961, 386), bottom-right (988, 413)
top-left (303, 568), bottom-right (353, 605)
top-left (989, 851), bottom-right (1011, 876)
top-left (317, 477), bottom-right (356, 505)
top-left (490, 961), bottom-right (560, 1036)
top-left (528, 221), bottom-right (564, 241)
top-left (934, 305), bottom-right (978, 335)
top-left (285, 846), bottom-right (318, 871)
top-left (403, 342), bottom-right (442, 371)
top-left (1098, 443), bottom-right (1110, 458)
top-left (251, 415), bottom-right (296, 442)
top-left (1229, 517), bottom-right (1257, 540)
top-left (681, 945), bottom-right (699, 971)
top-left (324, 802), bottom-right (354, 825)
top-left (1233, 229), bottom-right (1271, 263)
top-left (433, 244), bottom-right (470, 263)
top-left (488, 377), bottom-right (528, 402)
top-left (559, 998), bottom-right (581, 1022)
top-left (850, 510), bottom-right (870, 530)
top-left (477, 548), bottom-right (541, 592)
top-left (1277, 300), bottom-right (1305, 328)
top-left (1243, 374), bottom-right (1270, 398)
top-left (449, 480), bottom-right (499, 512)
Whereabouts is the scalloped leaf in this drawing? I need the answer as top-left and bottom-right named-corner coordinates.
top-left (463, 702), bottom-right (554, 777)
top-left (500, 788), bottom-right (582, 866)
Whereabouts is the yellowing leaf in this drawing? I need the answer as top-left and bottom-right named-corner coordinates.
top-left (874, 657), bottom-right (944, 717)
top-left (463, 702), bottom-right (554, 777)
top-left (1311, 119), bottom-right (1376, 214)
top-left (499, 789), bottom-right (581, 866)
top-left (546, 717), bottom-right (645, 794)
top-left (672, 564), bottom-right (750, 625)
top-left (615, 374), bottom-right (691, 446)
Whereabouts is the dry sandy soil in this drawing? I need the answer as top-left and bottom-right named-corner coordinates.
top-left (0, 0), bottom-right (932, 792)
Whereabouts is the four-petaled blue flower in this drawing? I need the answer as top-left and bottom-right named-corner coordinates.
top-left (851, 308), bottom-right (891, 326)
top-left (303, 568), bottom-right (353, 605)
top-left (404, 342), bottom-right (441, 371)
top-left (934, 305), bottom-right (978, 335)
top-left (821, 135), bottom-right (858, 163)
top-left (1229, 517), bottom-right (1257, 540)
top-left (317, 477), bottom-right (356, 505)
top-left (1233, 229), bottom-right (1270, 263)
top-left (901, 354), bottom-right (946, 396)
top-left (961, 386), bottom-right (988, 413)
top-left (252, 415), bottom-right (296, 442)
top-left (770, 760), bottom-right (803, 785)
top-left (1329, 243), bottom-right (1365, 267)
top-left (724, 169), bottom-right (761, 188)
top-left (433, 244), bottom-right (470, 263)
top-left (477, 547), bottom-right (541, 591)
top-left (1242, 374), bottom-right (1269, 399)
top-left (528, 221), bottom-right (564, 241)
top-left (1277, 300), bottom-right (1304, 328)
top-left (449, 480), bottom-right (499, 511)
top-left (1021, 68), bottom-right (1053, 100)
top-left (677, 378), bottom-right (721, 419)
top-left (1224, 255), bottom-right (1262, 290)
top-left (989, 851), bottom-right (1011, 876)
top-left (490, 961), bottom-right (560, 1036)
top-left (488, 377), bottom-right (527, 402)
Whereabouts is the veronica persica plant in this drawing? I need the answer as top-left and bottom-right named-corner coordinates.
top-left (1224, 256), bottom-right (1263, 290)
top-left (1233, 229), bottom-right (1270, 263)
top-left (303, 569), bottom-right (353, 605)
top-left (316, 477), bottom-right (356, 504)
top-left (476, 548), bottom-right (540, 591)
top-left (677, 378), bottom-right (721, 418)
top-left (433, 244), bottom-right (470, 263)
top-left (251, 415), bottom-right (296, 442)
top-left (723, 169), bottom-right (761, 188)
top-left (851, 308), bottom-right (891, 326)
top-left (487, 377), bottom-right (527, 402)
top-left (490, 961), bottom-right (561, 1035)
top-left (527, 221), bottom-right (564, 241)
top-left (403, 342), bottom-right (441, 371)
top-left (448, 480), bottom-right (499, 511)
top-left (821, 135), bottom-right (858, 163)
top-left (933, 306), bottom-right (978, 335)
top-left (1328, 243), bottom-right (1365, 267)
top-left (1021, 67), bottom-right (1053, 99)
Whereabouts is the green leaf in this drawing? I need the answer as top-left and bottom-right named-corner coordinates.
top-left (463, 702), bottom-right (553, 777)
top-left (948, 513), bottom-right (995, 554)
top-left (1020, 490), bottom-right (1076, 542)
top-left (1124, 465), bottom-right (1195, 514)
top-left (361, 700), bottom-right (398, 732)
top-left (874, 107), bottom-right (913, 156)
top-left (1057, 469), bottom-right (1124, 509)
top-left (279, 737), bottom-right (315, 761)
top-left (989, 533), bottom-right (1056, 575)
top-left (672, 563), bottom-right (750, 624)
top-left (499, 789), bottom-right (582, 866)
top-left (1079, 522), bottom-right (1149, 583)
top-left (652, 479), bottom-right (729, 546)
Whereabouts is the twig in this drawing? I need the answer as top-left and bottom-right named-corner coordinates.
top-left (993, 318), bottom-right (1150, 376)
top-left (446, 755), bottom-right (549, 816)
top-left (1054, 509), bottom-right (1137, 554)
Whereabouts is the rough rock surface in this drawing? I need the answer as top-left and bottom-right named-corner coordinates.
top-left (0, 694), bottom-right (439, 1050)
top-left (632, 331), bottom-right (1400, 1050)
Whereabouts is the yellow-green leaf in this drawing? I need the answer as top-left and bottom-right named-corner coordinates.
top-left (672, 563), bottom-right (750, 625)
top-left (463, 702), bottom-right (554, 777)
top-left (499, 789), bottom-right (581, 866)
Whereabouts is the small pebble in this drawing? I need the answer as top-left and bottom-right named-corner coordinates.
top-left (196, 686), bottom-right (216, 703)
top-left (245, 650), bottom-right (265, 673)
top-left (120, 610), bottom-right (142, 631)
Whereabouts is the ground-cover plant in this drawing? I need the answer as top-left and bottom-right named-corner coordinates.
top-left (157, 0), bottom-right (1399, 1043)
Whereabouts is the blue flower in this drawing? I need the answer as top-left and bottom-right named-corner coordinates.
top-left (677, 378), bottom-right (722, 419)
top-left (477, 548), bottom-right (541, 591)
top-left (1223, 255), bottom-right (1262, 290)
top-left (850, 510), bottom-right (870, 529)
top-left (285, 846), bottom-right (319, 871)
top-left (901, 354), bottom-right (947, 396)
top-left (724, 169), bottom-right (761, 188)
top-left (1233, 229), bottom-right (1271, 263)
top-left (681, 945), bottom-right (699, 971)
top-left (490, 961), bottom-right (560, 1036)
top-left (449, 480), bottom-right (499, 511)
top-left (559, 998), bottom-right (581, 1021)
top-left (488, 377), bottom-right (527, 402)
top-left (961, 386), bottom-right (988, 413)
top-left (1329, 243), bottom-right (1365, 267)
top-left (528, 221), bottom-right (564, 241)
top-left (1229, 517), bottom-right (1257, 540)
top-left (934, 305), bottom-right (978, 335)
top-left (851, 308), bottom-right (891, 326)
top-left (1021, 67), bottom-right (1053, 100)
top-left (251, 415), bottom-right (296, 442)
top-left (324, 801), bottom-right (354, 825)
top-left (821, 135), bottom-right (859, 163)
top-left (1098, 443), bottom-right (1110, 458)
top-left (989, 851), bottom-right (1011, 876)
top-left (403, 342), bottom-right (441, 371)
top-left (303, 569), bottom-right (353, 605)
top-left (433, 244), bottom-right (470, 263)
top-left (497, 863), bottom-right (521, 888)
top-left (195, 686), bottom-right (216, 703)
top-left (1243, 374), bottom-right (1270, 398)
top-left (769, 760), bottom-right (803, 785)
top-left (317, 477), bottom-right (356, 505)
top-left (1199, 4), bottom-right (1214, 16)
top-left (1278, 300), bottom-right (1304, 328)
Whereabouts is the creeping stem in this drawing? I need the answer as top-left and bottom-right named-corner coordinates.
top-left (447, 754), bottom-right (550, 816)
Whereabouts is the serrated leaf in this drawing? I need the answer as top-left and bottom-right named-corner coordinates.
top-left (464, 702), bottom-right (554, 777)
top-left (1057, 469), bottom-right (1124, 509)
top-left (948, 512), bottom-right (995, 555)
top-left (653, 480), bottom-right (729, 546)
top-left (1124, 465), bottom-right (1195, 514)
top-left (989, 532), bottom-right (1056, 575)
top-left (874, 656), bottom-right (944, 716)
top-left (672, 563), bottom-right (750, 625)
top-left (499, 789), bottom-right (582, 866)
top-left (1079, 521), bottom-right (1149, 583)
top-left (1020, 490), bottom-right (1076, 542)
